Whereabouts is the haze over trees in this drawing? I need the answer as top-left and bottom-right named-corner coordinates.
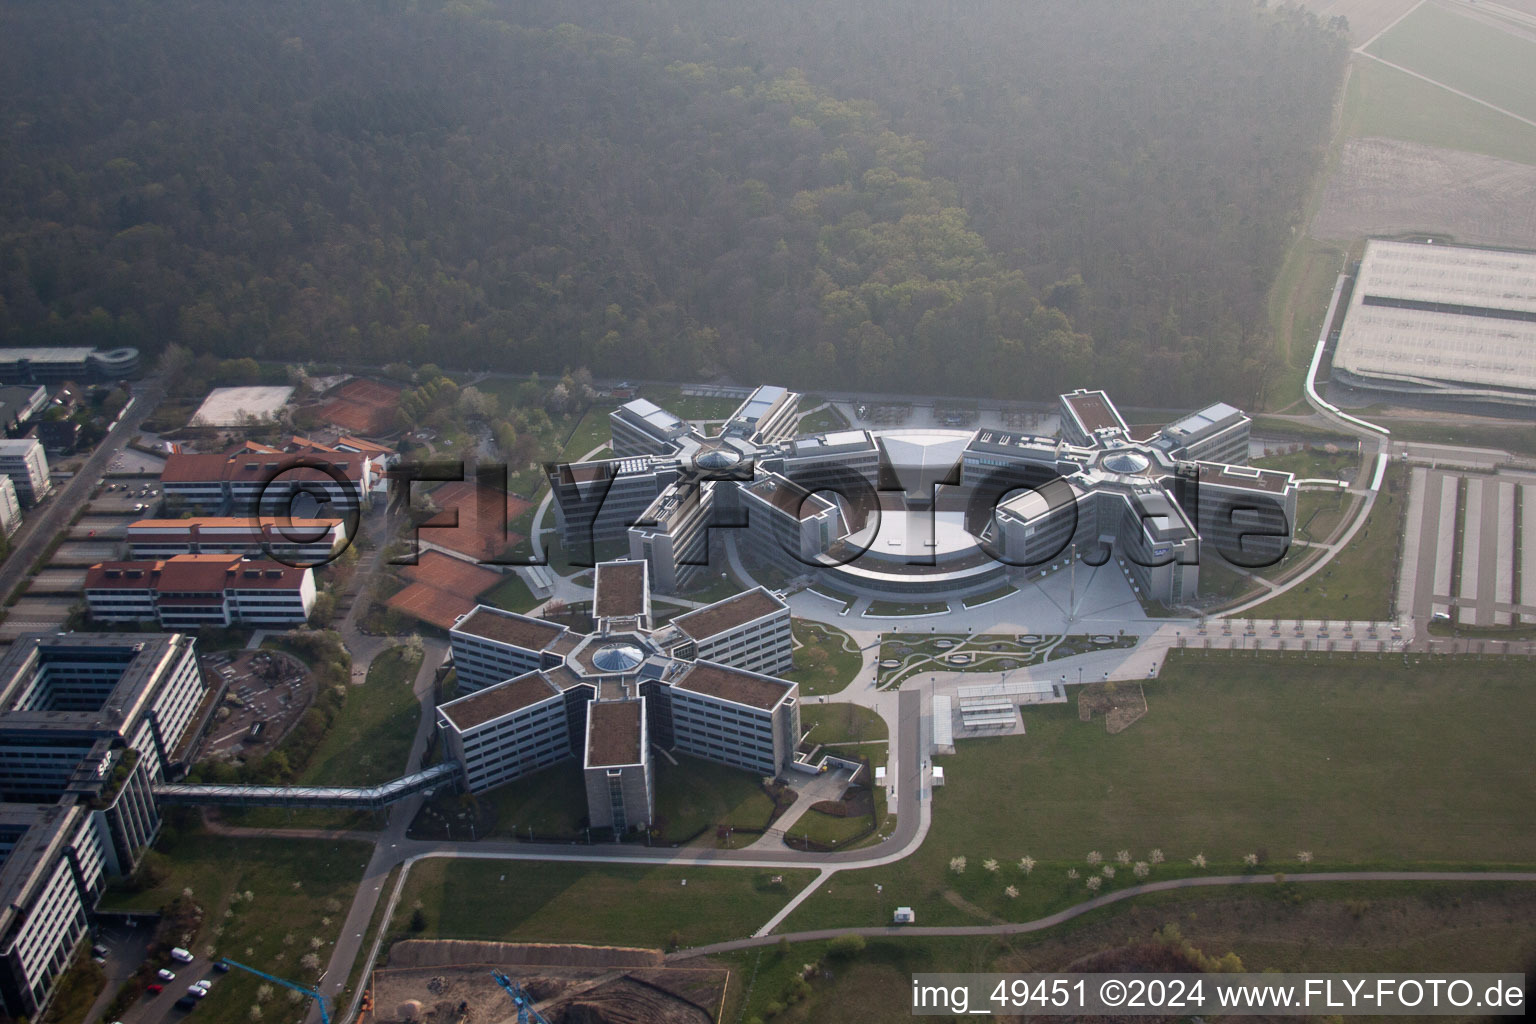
top-left (0, 0), bottom-right (1346, 406)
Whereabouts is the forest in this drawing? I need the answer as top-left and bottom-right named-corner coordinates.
top-left (0, 0), bottom-right (1347, 406)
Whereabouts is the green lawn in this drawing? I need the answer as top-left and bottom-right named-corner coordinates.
top-left (1367, 2), bottom-right (1536, 123)
top-left (1343, 56), bottom-right (1536, 166)
top-left (961, 584), bottom-right (1016, 608)
top-left (796, 406), bottom-right (850, 433)
top-left (1250, 463), bottom-right (1406, 620)
top-left (481, 572), bottom-right (538, 613)
top-left (483, 760), bottom-right (591, 838)
top-left (865, 599), bottom-right (949, 616)
top-left (1252, 447), bottom-right (1363, 481)
top-left (101, 834), bottom-right (372, 1024)
top-left (780, 651), bottom-right (1536, 933)
top-left (560, 403), bottom-right (616, 461)
top-left (785, 806), bottom-right (873, 846)
top-left (652, 754), bottom-right (778, 841)
top-left (394, 859), bottom-right (815, 949)
top-left (636, 387), bottom-right (745, 422)
top-left (800, 703), bottom-right (886, 747)
top-left (305, 644), bottom-right (424, 786)
top-left (727, 884), bottom-right (1536, 1023)
top-left (782, 620), bottom-right (864, 696)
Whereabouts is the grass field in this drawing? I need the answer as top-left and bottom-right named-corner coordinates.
top-left (483, 760), bottom-right (590, 838)
top-left (1260, 236), bottom-right (1351, 411)
top-left (1250, 462), bottom-right (1406, 619)
top-left (1343, 57), bottom-right (1536, 165)
top-left (481, 572), bottom-right (538, 613)
top-left (652, 754), bottom-right (778, 841)
top-left (800, 702), bottom-right (886, 747)
top-left (782, 620), bottom-right (864, 696)
top-left (101, 835), bottom-right (372, 1024)
top-left (394, 859), bottom-right (815, 949)
top-left (723, 882), bottom-right (1536, 1022)
top-left (1367, 2), bottom-right (1536, 122)
top-left (779, 650), bottom-right (1536, 933)
top-left (306, 643), bottom-right (424, 786)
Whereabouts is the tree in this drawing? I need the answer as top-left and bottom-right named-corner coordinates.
top-left (826, 934), bottom-right (865, 959)
top-left (409, 908), bottom-right (427, 932)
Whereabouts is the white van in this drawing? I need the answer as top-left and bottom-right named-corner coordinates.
top-left (170, 947), bottom-right (194, 963)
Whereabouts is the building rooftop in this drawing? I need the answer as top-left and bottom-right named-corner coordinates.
top-left (451, 606), bottom-right (569, 652)
top-left (671, 588), bottom-right (785, 641)
top-left (594, 560), bottom-right (648, 619)
top-left (1197, 462), bottom-right (1294, 495)
top-left (585, 699), bottom-right (644, 767)
top-left (745, 475), bottom-right (836, 521)
top-left (438, 672), bottom-right (563, 731)
top-left (0, 633), bottom-right (195, 733)
top-left (86, 555), bottom-right (308, 592)
top-left (1333, 240), bottom-right (1536, 398)
top-left (673, 661), bottom-right (793, 711)
top-left (1061, 390), bottom-right (1128, 436)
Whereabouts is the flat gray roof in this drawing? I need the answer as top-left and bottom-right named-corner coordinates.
top-left (1334, 240), bottom-right (1536, 396)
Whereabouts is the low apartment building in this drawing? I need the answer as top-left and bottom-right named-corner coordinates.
top-left (85, 555), bottom-right (315, 629)
top-left (126, 517), bottom-right (347, 565)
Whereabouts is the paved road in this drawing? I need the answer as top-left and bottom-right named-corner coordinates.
top-left (670, 870), bottom-right (1536, 959)
top-left (0, 376), bottom-right (165, 602)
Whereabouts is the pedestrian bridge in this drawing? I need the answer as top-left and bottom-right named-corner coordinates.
top-left (153, 761), bottom-right (458, 812)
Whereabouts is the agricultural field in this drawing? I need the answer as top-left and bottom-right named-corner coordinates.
top-left (1366, 2), bottom-right (1536, 122)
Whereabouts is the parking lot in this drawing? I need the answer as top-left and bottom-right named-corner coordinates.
top-left (195, 649), bottom-right (315, 762)
top-left (1401, 466), bottom-right (1536, 628)
top-left (0, 595), bottom-right (73, 641)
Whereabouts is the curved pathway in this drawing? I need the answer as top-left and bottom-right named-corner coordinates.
top-left (671, 869), bottom-right (1536, 959)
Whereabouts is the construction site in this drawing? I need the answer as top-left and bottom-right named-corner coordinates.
top-left (369, 941), bottom-right (727, 1024)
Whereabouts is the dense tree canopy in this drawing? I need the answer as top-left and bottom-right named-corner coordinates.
top-left (0, 0), bottom-right (1346, 405)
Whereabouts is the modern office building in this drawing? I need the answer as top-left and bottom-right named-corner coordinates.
top-left (0, 438), bottom-right (51, 508)
top-left (550, 385), bottom-right (1285, 604)
top-left (582, 698), bottom-right (653, 833)
top-left (0, 385), bottom-right (49, 436)
top-left (85, 555), bottom-right (316, 628)
top-left (0, 477), bottom-right (19, 538)
top-left (0, 347), bottom-right (139, 385)
top-left (1331, 239), bottom-right (1536, 408)
top-left (0, 633), bottom-right (208, 1019)
top-left (440, 568), bottom-right (800, 829)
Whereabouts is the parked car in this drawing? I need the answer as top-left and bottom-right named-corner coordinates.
top-left (186, 986), bottom-right (207, 1000)
top-left (146, 984), bottom-right (164, 995)
top-left (212, 961), bottom-right (230, 973)
top-left (175, 996), bottom-right (198, 1011)
top-left (157, 969), bottom-right (176, 981)
top-left (170, 947), bottom-right (195, 963)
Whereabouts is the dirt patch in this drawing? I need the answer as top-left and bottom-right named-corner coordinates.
top-left (1311, 137), bottom-right (1536, 245)
top-left (1077, 681), bottom-right (1148, 734)
top-left (374, 942), bottom-right (725, 1024)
